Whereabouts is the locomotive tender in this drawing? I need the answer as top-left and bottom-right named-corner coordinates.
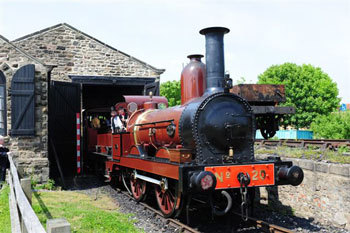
top-left (92, 27), bottom-right (304, 219)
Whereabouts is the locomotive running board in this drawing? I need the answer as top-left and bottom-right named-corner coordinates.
top-left (119, 157), bottom-right (179, 180)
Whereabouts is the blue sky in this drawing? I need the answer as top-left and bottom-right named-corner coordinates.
top-left (1, 0), bottom-right (349, 102)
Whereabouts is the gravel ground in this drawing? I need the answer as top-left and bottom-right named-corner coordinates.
top-left (67, 176), bottom-right (350, 233)
top-left (253, 207), bottom-right (350, 233)
top-left (69, 176), bottom-right (179, 233)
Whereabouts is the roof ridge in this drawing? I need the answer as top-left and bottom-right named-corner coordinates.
top-left (12, 23), bottom-right (65, 42)
top-left (12, 23), bottom-right (165, 75)
top-left (0, 34), bottom-right (49, 68)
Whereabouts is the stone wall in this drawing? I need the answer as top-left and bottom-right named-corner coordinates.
top-left (12, 24), bottom-right (162, 82)
top-left (0, 38), bottom-right (49, 182)
top-left (258, 157), bottom-right (350, 230)
top-left (0, 23), bottom-right (162, 183)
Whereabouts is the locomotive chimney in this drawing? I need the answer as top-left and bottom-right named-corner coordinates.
top-left (199, 27), bottom-right (230, 94)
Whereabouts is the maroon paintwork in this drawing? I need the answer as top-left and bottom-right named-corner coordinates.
top-left (126, 105), bottom-right (184, 150)
top-left (122, 95), bottom-right (168, 109)
top-left (180, 55), bottom-right (206, 105)
top-left (96, 133), bottom-right (112, 154)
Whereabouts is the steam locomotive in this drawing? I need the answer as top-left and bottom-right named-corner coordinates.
top-left (89, 27), bottom-right (304, 219)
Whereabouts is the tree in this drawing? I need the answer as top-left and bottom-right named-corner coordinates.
top-left (258, 63), bottom-right (340, 129)
top-left (311, 111), bottom-right (350, 139)
top-left (160, 80), bottom-right (181, 107)
top-left (235, 77), bottom-right (246, 85)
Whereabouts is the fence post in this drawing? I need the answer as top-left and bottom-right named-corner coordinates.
top-left (46, 218), bottom-right (71, 233)
top-left (20, 178), bottom-right (32, 205)
top-left (20, 177), bottom-right (31, 233)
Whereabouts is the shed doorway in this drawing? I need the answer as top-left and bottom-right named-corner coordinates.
top-left (48, 76), bottom-right (158, 183)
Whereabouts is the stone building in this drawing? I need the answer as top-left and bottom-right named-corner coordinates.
top-left (0, 23), bottom-right (164, 182)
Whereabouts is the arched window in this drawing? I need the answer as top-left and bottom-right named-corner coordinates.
top-left (0, 71), bottom-right (6, 136)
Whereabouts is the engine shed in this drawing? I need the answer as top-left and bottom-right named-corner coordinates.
top-left (0, 23), bottom-right (164, 183)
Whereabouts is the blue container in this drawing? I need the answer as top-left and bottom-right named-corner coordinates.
top-left (276, 130), bottom-right (295, 139)
top-left (296, 130), bottom-right (313, 139)
top-left (256, 130), bottom-right (313, 139)
top-left (340, 104), bottom-right (347, 111)
top-left (255, 130), bottom-right (264, 139)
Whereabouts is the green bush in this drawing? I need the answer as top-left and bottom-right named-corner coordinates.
top-left (39, 179), bottom-right (56, 190)
top-left (160, 80), bottom-right (181, 107)
top-left (258, 63), bottom-right (340, 129)
top-left (32, 178), bottom-right (56, 190)
top-left (311, 111), bottom-right (350, 139)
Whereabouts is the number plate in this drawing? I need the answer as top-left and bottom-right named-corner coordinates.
top-left (204, 164), bottom-right (275, 189)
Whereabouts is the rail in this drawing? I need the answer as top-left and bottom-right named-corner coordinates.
top-left (119, 189), bottom-right (200, 233)
top-left (120, 189), bottom-right (296, 233)
top-left (7, 153), bottom-right (70, 233)
top-left (256, 139), bottom-right (350, 150)
top-left (7, 152), bottom-right (46, 233)
top-left (232, 212), bottom-right (295, 233)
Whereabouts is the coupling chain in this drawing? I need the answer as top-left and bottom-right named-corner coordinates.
top-left (239, 174), bottom-right (249, 221)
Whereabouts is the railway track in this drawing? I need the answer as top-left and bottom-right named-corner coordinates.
top-left (256, 139), bottom-right (350, 151)
top-left (118, 189), bottom-right (200, 233)
top-left (117, 188), bottom-right (295, 233)
top-left (232, 212), bottom-right (295, 233)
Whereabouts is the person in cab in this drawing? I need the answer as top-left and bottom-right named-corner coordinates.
top-left (117, 107), bottom-right (128, 129)
top-left (111, 107), bottom-right (124, 133)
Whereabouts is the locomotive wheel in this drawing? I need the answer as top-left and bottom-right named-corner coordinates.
top-left (154, 182), bottom-right (181, 218)
top-left (130, 178), bottom-right (147, 202)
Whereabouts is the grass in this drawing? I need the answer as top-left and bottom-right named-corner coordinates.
top-left (32, 178), bottom-right (57, 191)
top-left (0, 184), bottom-right (11, 233)
top-left (32, 190), bottom-right (140, 233)
top-left (255, 146), bottom-right (350, 164)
